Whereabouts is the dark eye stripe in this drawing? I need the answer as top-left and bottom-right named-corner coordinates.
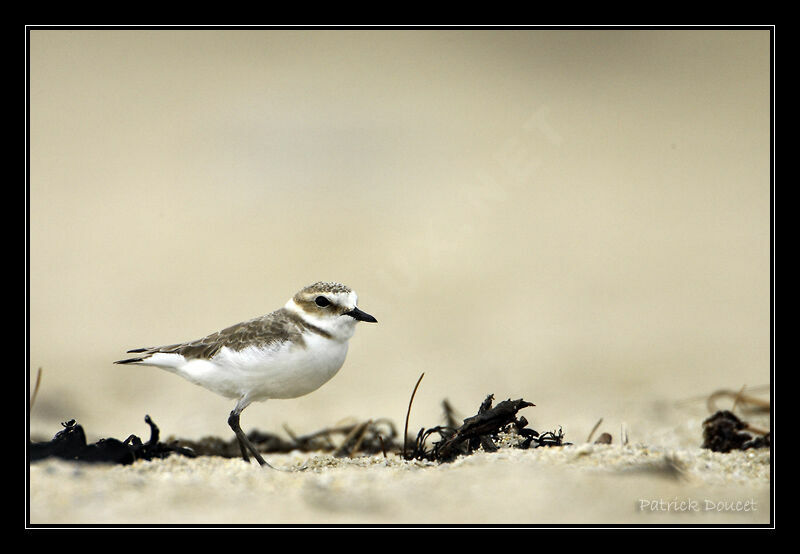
top-left (315, 296), bottom-right (331, 307)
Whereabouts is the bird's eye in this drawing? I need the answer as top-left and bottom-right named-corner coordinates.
top-left (315, 296), bottom-right (331, 307)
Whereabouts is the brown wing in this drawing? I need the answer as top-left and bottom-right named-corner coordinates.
top-left (117, 309), bottom-right (304, 363)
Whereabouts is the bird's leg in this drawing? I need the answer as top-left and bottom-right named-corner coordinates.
top-left (228, 409), bottom-right (270, 467)
top-left (228, 400), bottom-right (274, 469)
top-left (228, 410), bottom-right (251, 463)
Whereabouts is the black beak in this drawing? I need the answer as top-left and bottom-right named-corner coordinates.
top-left (345, 307), bottom-right (377, 323)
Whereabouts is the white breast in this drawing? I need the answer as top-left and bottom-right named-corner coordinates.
top-left (153, 334), bottom-right (350, 402)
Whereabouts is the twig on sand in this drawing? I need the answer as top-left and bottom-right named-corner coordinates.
top-left (333, 419), bottom-right (372, 458)
top-left (30, 367), bottom-right (43, 413)
top-left (705, 386), bottom-right (770, 414)
top-left (586, 417), bottom-right (603, 443)
top-left (403, 373), bottom-right (425, 459)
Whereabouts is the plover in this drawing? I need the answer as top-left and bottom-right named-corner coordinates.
top-left (115, 281), bottom-right (377, 467)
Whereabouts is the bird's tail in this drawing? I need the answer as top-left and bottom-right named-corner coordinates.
top-left (114, 347), bottom-right (152, 365)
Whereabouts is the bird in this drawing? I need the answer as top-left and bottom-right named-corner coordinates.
top-left (114, 281), bottom-right (377, 468)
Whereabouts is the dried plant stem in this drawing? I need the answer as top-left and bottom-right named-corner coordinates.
top-left (403, 373), bottom-right (425, 459)
top-left (586, 418), bottom-right (603, 443)
top-left (30, 367), bottom-right (43, 413)
top-left (705, 387), bottom-right (771, 414)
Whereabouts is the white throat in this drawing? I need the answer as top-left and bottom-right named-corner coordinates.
top-left (284, 298), bottom-right (358, 342)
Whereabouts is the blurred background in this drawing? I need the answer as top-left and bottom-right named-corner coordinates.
top-left (28, 29), bottom-right (771, 448)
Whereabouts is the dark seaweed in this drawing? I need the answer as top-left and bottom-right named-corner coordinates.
top-left (172, 419), bottom-right (400, 459)
top-left (30, 394), bottom-right (568, 466)
top-left (29, 415), bottom-right (195, 465)
top-left (702, 410), bottom-right (771, 453)
top-left (405, 394), bottom-right (569, 462)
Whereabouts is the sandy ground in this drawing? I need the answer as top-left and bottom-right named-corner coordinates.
top-left (27, 29), bottom-right (772, 527)
top-left (28, 405), bottom-right (771, 525)
top-left (29, 446), bottom-right (770, 526)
